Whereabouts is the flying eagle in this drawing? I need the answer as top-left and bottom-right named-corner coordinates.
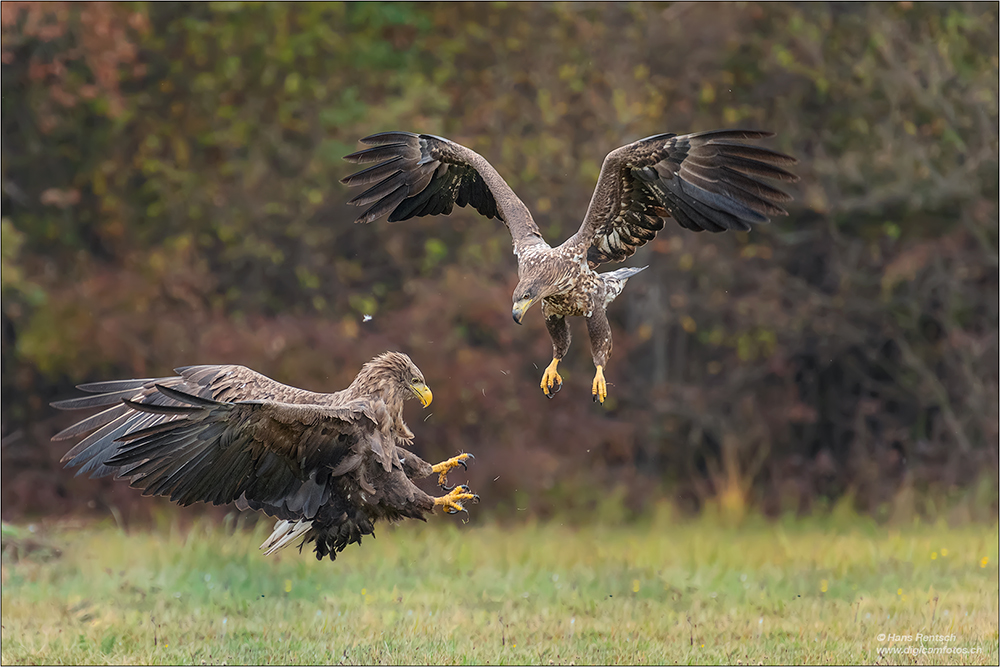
top-left (342, 130), bottom-right (798, 403)
top-left (51, 352), bottom-right (477, 561)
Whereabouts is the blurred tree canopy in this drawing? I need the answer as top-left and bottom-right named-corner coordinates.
top-left (2, 2), bottom-right (997, 521)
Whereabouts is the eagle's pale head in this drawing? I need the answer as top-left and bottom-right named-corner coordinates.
top-left (511, 276), bottom-right (561, 324)
top-left (511, 251), bottom-right (571, 324)
top-left (354, 351), bottom-right (433, 408)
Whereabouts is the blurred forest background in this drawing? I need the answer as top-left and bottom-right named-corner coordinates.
top-left (2, 2), bottom-right (997, 524)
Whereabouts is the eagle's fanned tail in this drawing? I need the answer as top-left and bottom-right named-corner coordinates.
top-left (261, 519), bottom-right (314, 555)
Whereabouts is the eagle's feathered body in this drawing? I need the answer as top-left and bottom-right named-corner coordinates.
top-left (51, 352), bottom-right (477, 561)
top-left (343, 130), bottom-right (797, 402)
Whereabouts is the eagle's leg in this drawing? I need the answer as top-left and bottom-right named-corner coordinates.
top-left (430, 452), bottom-right (474, 490)
top-left (541, 314), bottom-right (571, 398)
top-left (586, 309), bottom-right (612, 404)
top-left (433, 484), bottom-right (480, 514)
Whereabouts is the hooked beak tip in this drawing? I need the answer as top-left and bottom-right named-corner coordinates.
top-left (512, 298), bottom-right (532, 324)
top-left (413, 384), bottom-right (433, 408)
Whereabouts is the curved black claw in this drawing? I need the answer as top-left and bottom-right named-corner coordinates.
top-left (545, 380), bottom-right (563, 399)
top-left (435, 453), bottom-right (475, 490)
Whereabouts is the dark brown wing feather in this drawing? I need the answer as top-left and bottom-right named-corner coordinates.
top-left (102, 387), bottom-right (377, 508)
top-left (342, 132), bottom-right (544, 251)
top-left (51, 366), bottom-right (382, 509)
top-left (52, 365), bottom-right (331, 479)
top-left (53, 366), bottom-right (395, 504)
top-left (575, 130), bottom-right (798, 268)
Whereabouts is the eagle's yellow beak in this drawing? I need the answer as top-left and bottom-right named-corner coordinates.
top-left (411, 382), bottom-right (433, 408)
top-left (512, 297), bottom-right (534, 325)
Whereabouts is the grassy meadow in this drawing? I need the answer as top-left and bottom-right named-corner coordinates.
top-left (1, 511), bottom-right (997, 665)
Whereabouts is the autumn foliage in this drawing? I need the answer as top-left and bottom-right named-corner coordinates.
top-left (2, 3), bottom-right (997, 522)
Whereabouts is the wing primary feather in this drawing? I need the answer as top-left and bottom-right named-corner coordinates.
top-left (50, 388), bottom-right (144, 412)
top-left (346, 172), bottom-right (407, 206)
top-left (714, 154), bottom-right (799, 182)
top-left (359, 186), bottom-right (409, 224)
top-left (121, 398), bottom-right (203, 417)
top-left (340, 145), bottom-right (410, 167)
top-left (674, 172), bottom-right (769, 223)
top-left (74, 378), bottom-right (161, 394)
top-left (679, 165), bottom-right (789, 216)
top-left (339, 156), bottom-right (406, 186)
top-left (114, 415), bottom-right (198, 443)
top-left (660, 183), bottom-right (735, 232)
top-left (699, 141), bottom-right (799, 167)
top-left (669, 183), bottom-right (751, 231)
top-left (152, 383), bottom-right (223, 407)
top-left (359, 131), bottom-right (419, 146)
top-left (689, 129), bottom-right (775, 142)
top-left (52, 404), bottom-right (132, 441)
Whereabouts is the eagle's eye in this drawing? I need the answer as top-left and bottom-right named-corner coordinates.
top-left (411, 377), bottom-right (421, 384)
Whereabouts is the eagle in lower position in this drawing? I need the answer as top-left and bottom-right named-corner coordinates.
top-left (342, 130), bottom-right (798, 403)
top-left (52, 352), bottom-right (477, 561)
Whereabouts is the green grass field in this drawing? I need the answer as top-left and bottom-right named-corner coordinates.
top-left (2, 512), bottom-right (997, 665)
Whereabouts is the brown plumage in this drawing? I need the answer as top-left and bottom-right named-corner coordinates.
top-left (343, 131), bottom-right (798, 403)
top-left (52, 352), bottom-right (477, 561)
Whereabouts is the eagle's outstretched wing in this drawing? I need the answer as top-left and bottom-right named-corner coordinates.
top-left (109, 388), bottom-right (383, 508)
top-left (342, 132), bottom-right (545, 252)
top-left (52, 365), bottom-right (392, 509)
top-left (53, 365), bottom-right (340, 479)
top-left (572, 130), bottom-right (798, 268)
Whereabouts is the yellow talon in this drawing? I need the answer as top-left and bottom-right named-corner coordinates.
top-left (433, 484), bottom-right (480, 514)
top-left (592, 365), bottom-right (608, 404)
top-left (430, 453), bottom-right (473, 488)
top-left (540, 358), bottom-right (563, 398)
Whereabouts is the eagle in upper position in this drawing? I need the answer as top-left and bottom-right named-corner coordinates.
top-left (52, 352), bottom-right (477, 561)
top-left (342, 130), bottom-right (797, 403)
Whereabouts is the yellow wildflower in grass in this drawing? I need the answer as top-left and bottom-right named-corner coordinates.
top-left (632, 579), bottom-right (640, 593)
top-left (284, 579), bottom-right (292, 593)
top-left (820, 579), bottom-right (828, 593)
top-left (941, 548), bottom-right (949, 557)
top-left (897, 588), bottom-right (903, 596)
top-left (361, 588), bottom-right (367, 596)
top-left (981, 556), bottom-right (989, 568)
top-left (931, 552), bottom-right (938, 560)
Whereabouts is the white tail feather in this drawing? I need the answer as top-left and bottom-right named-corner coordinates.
top-left (260, 519), bottom-right (314, 556)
